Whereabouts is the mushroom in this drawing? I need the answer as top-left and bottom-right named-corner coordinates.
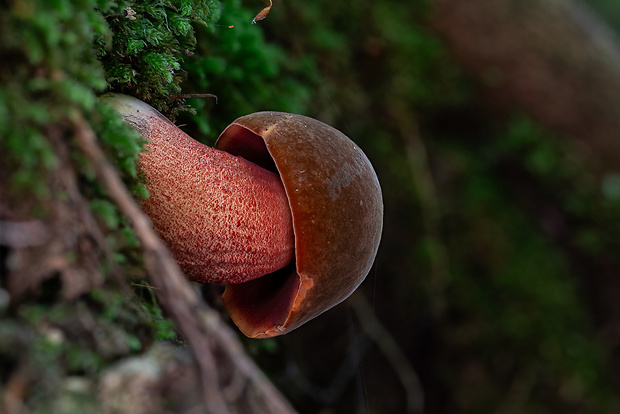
top-left (103, 94), bottom-right (383, 338)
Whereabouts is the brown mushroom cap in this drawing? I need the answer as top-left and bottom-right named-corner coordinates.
top-left (216, 112), bottom-right (383, 338)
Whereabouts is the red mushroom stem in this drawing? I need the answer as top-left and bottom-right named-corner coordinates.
top-left (102, 94), bottom-right (295, 284)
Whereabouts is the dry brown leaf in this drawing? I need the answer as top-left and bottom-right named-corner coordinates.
top-left (252, 0), bottom-right (272, 24)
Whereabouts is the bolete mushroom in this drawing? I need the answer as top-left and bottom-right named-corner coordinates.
top-left (103, 94), bottom-right (383, 338)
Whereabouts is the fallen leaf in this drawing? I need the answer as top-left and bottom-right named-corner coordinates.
top-left (252, 0), bottom-right (272, 24)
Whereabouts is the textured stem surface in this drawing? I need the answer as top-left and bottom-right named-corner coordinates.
top-left (107, 94), bottom-right (295, 284)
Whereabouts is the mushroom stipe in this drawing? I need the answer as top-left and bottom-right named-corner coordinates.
top-left (103, 94), bottom-right (383, 338)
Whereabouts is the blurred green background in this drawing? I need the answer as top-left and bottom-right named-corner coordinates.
top-left (3, 0), bottom-right (620, 413)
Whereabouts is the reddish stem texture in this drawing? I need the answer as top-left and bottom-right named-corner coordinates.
top-left (138, 111), bottom-right (295, 284)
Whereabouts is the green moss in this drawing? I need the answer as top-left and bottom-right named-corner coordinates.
top-left (95, 0), bottom-right (220, 116)
top-left (178, 0), bottom-right (315, 141)
top-left (135, 284), bottom-right (179, 342)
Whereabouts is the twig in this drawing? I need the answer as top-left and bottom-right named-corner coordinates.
top-left (169, 94), bottom-right (218, 104)
top-left (348, 291), bottom-right (425, 414)
top-left (278, 323), bottom-right (371, 405)
top-left (73, 115), bottom-right (228, 414)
